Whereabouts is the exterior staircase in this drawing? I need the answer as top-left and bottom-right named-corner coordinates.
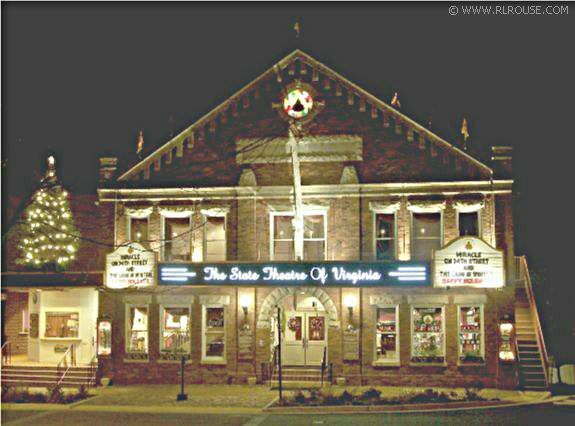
top-left (271, 365), bottom-right (326, 388)
top-left (515, 256), bottom-right (549, 391)
top-left (1, 364), bottom-right (97, 388)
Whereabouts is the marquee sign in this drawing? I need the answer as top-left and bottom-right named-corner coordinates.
top-left (433, 237), bottom-right (504, 288)
top-left (158, 261), bottom-right (430, 287)
top-left (105, 243), bottom-right (156, 289)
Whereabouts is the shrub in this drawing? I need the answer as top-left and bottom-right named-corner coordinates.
top-left (309, 389), bottom-right (320, 402)
top-left (321, 392), bottom-right (339, 405)
top-left (339, 390), bottom-right (354, 405)
top-left (361, 387), bottom-right (381, 400)
top-left (293, 390), bottom-right (306, 404)
top-left (47, 384), bottom-right (64, 404)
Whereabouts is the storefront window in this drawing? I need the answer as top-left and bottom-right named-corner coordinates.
top-left (205, 216), bottom-right (226, 261)
top-left (375, 214), bottom-right (395, 260)
top-left (164, 217), bottom-right (191, 261)
top-left (375, 307), bottom-right (398, 362)
top-left (411, 307), bottom-right (445, 363)
top-left (303, 215), bottom-right (325, 261)
top-left (130, 217), bottom-right (149, 245)
top-left (127, 306), bottom-right (148, 353)
top-left (97, 320), bottom-right (112, 356)
top-left (44, 312), bottom-right (79, 338)
top-left (202, 306), bottom-right (225, 361)
top-left (459, 211), bottom-right (479, 237)
top-left (459, 306), bottom-right (484, 363)
top-left (411, 213), bottom-right (441, 261)
top-left (161, 306), bottom-right (191, 353)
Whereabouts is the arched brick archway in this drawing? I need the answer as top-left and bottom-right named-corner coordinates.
top-left (256, 287), bottom-right (339, 329)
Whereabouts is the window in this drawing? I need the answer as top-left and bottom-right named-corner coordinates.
top-left (271, 212), bottom-right (326, 261)
top-left (459, 306), bottom-right (484, 363)
top-left (130, 217), bottom-right (149, 245)
top-left (21, 307), bottom-right (30, 334)
top-left (458, 211), bottom-right (479, 237)
top-left (164, 217), bottom-right (191, 261)
top-left (202, 306), bottom-right (225, 361)
top-left (273, 215), bottom-right (294, 260)
top-left (411, 213), bottom-right (441, 261)
top-left (374, 214), bottom-right (396, 260)
top-left (161, 306), bottom-right (191, 353)
top-left (97, 320), bottom-right (112, 356)
top-left (127, 306), bottom-right (148, 353)
top-left (204, 216), bottom-right (226, 261)
top-left (303, 215), bottom-right (325, 261)
top-left (44, 312), bottom-right (79, 338)
top-left (375, 307), bottom-right (399, 363)
top-left (411, 307), bottom-right (445, 363)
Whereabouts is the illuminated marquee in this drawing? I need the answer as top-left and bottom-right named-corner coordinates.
top-left (159, 261), bottom-right (430, 287)
top-left (433, 237), bottom-right (504, 288)
top-left (105, 243), bottom-right (156, 289)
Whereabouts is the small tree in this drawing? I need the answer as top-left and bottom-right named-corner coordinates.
top-left (17, 156), bottom-right (79, 270)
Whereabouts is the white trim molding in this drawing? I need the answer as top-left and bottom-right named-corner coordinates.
top-left (125, 207), bottom-right (154, 218)
top-left (369, 201), bottom-right (401, 214)
top-left (158, 207), bottom-right (194, 218)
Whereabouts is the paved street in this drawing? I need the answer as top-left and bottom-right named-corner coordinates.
top-left (2, 405), bottom-right (574, 425)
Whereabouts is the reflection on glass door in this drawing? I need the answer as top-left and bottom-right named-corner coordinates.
top-left (282, 311), bottom-right (326, 366)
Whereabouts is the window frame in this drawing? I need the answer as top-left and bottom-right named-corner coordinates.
top-left (410, 211), bottom-right (443, 261)
top-left (161, 215), bottom-right (192, 262)
top-left (125, 304), bottom-right (149, 354)
top-left (373, 305), bottom-right (400, 365)
top-left (269, 210), bottom-right (328, 261)
top-left (372, 211), bottom-right (397, 261)
top-left (159, 304), bottom-right (192, 354)
top-left (203, 213), bottom-right (227, 262)
top-left (127, 215), bottom-right (150, 245)
top-left (457, 304), bottom-right (485, 364)
top-left (201, 304), bottom-right (226, 364)
top-left (410, 305), bottom-right (446, 364)
top-left (42, 310), bottom-right (80, 339)
top-left (456, 210), bottom-right (482, 238)
top-left (20, 306), bottom-right (30, 335)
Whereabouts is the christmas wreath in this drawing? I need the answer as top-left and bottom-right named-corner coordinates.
top-left (287, 317), bottom-right (300, 332)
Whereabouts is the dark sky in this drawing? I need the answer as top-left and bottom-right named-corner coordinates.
top-left (3, 4), bottom-right (574, 358)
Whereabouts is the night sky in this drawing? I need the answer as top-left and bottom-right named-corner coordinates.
top-left (3, 4), bottom-right (574, 360)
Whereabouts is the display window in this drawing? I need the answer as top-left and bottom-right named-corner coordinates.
top-left (411, 306), bottom-right (445, 363)
top-left (459, 306), bottom-right (484, 363)
top-left (127, 306), bottom-right (148, 353)
top-left (161, 306), bottom-right (191, 353)
top-left (202, 306), bottom-right (225, 361)
top-left (205, 216), bottom-right (226, 261)
top-left (44, 312), bottom-right (79, 338)
top-left (163, 217), bottom-right (191, 262)
top-left (375, 306), bottom-right (399, 363)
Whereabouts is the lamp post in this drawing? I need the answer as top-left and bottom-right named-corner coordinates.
top-left (176, 333), bottom-right (188, 401)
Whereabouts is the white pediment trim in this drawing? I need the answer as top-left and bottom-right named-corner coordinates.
top-left (125, 207), bottom-right (154, 218)
top-left (369, 202), bottom-right (401, 214)
top-left (369, 295), bottom-right (403, 306)
top-left (453, 294), bottom-right (488, 304)
top-left (201, 207), bottom-right (230, 217)
top-left (158, 207), bottom-right (194, 218)
top-left (123, 294), bottom-right (152, 304)
top-left (407, 295), bottom-right (449, 305)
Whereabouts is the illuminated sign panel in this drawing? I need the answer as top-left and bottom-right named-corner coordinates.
top-left (433, 237), bottom-right (504, 288)
top-left (159, 261), bottom-right (430, 287)
top-left (105, 243), bottom-right (156, 289)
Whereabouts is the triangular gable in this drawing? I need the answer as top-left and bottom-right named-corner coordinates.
top-left (118, 49), bottom-right (491, 182)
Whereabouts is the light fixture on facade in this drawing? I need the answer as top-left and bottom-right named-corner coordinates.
top-left (344, 294), bottom-right (357, 316)
top-left (239, 294), bottom-right (251, 316)
top-left (499, 317), bottom-right (516, 362)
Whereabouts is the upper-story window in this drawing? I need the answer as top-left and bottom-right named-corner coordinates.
top-left (163, 217), bottom-right (191, 262)
top-left (411, 212), bottom-right (441, 261)
top-left (204, 216), bottom-right (226, 261)
top-left (129, 217), bottom-right (149, 245)
top-left (271, 212), bottom-right (326, 261)
top-left (374, 213), bottom-right (396, 260)
top-left (458, 211), bottom-right (479, 237)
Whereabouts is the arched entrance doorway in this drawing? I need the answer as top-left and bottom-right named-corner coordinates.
top-left (257, 287), bottom-right (338, 366)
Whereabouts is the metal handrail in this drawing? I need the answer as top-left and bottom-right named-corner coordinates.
top-left (269, 345), bottom-right (279, 387)
top-left (87, 353), bottom-right (98, 387)
top-left (517, 256), bottom-right (550, 388)
top-left (56, 344), bottom-right (76, 387)
top-left (1, 341), bottom-right (11, 366)
top-left (321, 346), bottom-right (327, 386)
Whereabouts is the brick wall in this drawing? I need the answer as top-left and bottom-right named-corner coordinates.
top-left (3, 292), bottom-right (29, 354)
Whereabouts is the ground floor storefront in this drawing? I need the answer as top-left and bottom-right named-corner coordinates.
top-left (97, 284), bottom-right (518, 389)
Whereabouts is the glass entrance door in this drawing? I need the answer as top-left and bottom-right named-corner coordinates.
top-left (282, 311), bottom-right (326, 366)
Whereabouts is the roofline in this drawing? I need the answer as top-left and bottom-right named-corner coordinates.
top-left (118, 49), bottom-right (492, 181)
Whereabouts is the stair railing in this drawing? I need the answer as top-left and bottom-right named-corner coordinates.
top-left (87, 353), bottom-right (98, 387)
top-left (56, 343), bottom-right (76, 387)
top-left (320, 346), bottom-right (327, 386)
top-left (517, 255), bottom-right (550, 388)
top-left (269, 345), bottom-right (279, 387)
top-left (1, 341), bottom-right (11, 366)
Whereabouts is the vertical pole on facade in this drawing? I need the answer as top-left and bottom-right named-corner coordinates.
top-left (287, 125), bottom-right (304, 261)
top-left (177, 355), bottom-right (188, 401)
top-left (276, 306), bottom-right (283, 401)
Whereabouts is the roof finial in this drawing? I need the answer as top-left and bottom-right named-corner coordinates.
top-left (390, 92), bottom-right (401, 109)
top-left (461, 117), bottom-right (470, 150)
top-left (293, 19), bottom-right (301, 39)
top-left (136, 129), bottom-right (144, 158)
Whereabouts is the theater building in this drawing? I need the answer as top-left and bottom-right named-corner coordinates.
top-left (2, 49), bottom-right (548, 391)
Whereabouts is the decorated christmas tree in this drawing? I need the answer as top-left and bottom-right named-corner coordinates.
top-left (17, 156), bottom-right (79, 270)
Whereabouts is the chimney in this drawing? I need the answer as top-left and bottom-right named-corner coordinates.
top-left (491, 146), bottom-right (513, 178)
top-left (99, 157), bottom-right (118, 182)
